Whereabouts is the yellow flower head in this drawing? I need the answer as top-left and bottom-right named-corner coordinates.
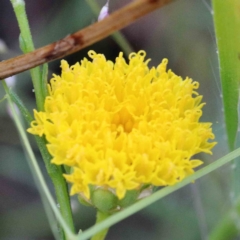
top-left (28, 51), bottom-right (216, 200)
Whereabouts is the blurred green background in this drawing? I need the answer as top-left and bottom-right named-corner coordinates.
top-left (0, 0), bottom-right (231, 239)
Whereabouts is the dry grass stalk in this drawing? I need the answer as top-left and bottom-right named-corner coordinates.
top-left (0, 0), bottom-right (175, 80)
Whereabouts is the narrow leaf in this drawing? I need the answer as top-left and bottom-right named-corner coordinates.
top-left (212, 0), bottom-right (240, 150)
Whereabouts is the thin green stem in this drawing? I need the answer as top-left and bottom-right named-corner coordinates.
top-left (5, 89), bottom-right (60, 239)
top-left (111, 32), bottom-right (134, 56)
top-left (2, 80), bottom-right (75, 240)
top-left (41, 193), bottom-right (61, 240)
top-left (7, 87), bottom-right (75, 237)
top-left (10, 0), bottom-right (44, 111)
top-left (85, 0), bottom-right (134, 55)
top-left (9, 1), bottom-right (76, 237)
top-left (91, 211), bottom-right (110, 240)
top-left (41, 63), bottom-right (49, 99)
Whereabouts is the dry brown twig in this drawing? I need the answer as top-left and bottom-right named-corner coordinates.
top-left (0, 0), bottom-right (175, 80)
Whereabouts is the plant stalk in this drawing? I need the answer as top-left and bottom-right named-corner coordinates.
top-left (10, 0), bottom-right (45, 111)
top-left (91, 211), bottom-right (110, 240)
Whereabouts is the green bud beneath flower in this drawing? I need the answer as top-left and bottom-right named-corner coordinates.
top-left (91, 188), bottom-right (118, 213)
top-left (78, 186), bottom-right (155, 213)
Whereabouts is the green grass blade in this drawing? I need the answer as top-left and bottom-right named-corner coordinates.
top-left (7, 86), bottom-right (75, 237)
top-left (2, 81), bottom-right (75, 240)
top-left (40, 63), bottom-right (49, 99)
top-left (212, 0), bottom-right (240, 202)
top-left (8, 88), bottom-right (33, 123)
top-left (212, 0), bottom-right (240, 150)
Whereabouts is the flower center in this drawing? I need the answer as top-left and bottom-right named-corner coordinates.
top-left (112, 107), bottom-right (135, 133)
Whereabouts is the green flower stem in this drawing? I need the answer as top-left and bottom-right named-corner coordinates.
top-left (6, 87), bottom-right (75, 237)
top-left (91, 211), bottom-right (110, 240)
top-left (212, 0), bottom-right (240, 196)
top-left (111, 31), bottom-right (134, 56)
top-left (9, 1), bottom-right (75, 237)
top-left (78, 148), bottom-right (240, 240)
top-left (40, 63), bottom-right (49, 99)
top-left (85, 0), bottom-right (134, 56)
top-left (10, 0), bottom-right (45, 111)
top-left (37, 137), bottom-right (76, 237)
top-left (2, 81), bottom-right (75, 240)
top-left (5, 87), bottom-right (61, 239)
